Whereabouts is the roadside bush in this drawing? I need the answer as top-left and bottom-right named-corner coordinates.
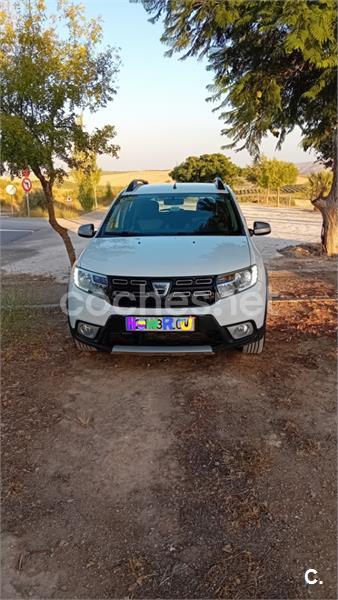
top-left (78, 179), bottom-right (95, 211)
top-left (29, 189), bottom-right (47, 210)
top-left (30, 207), bottom-right (46, 217)
top-left (97, 183), bottom-right (123, 206)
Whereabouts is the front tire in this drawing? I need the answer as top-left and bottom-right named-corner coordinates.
top-left (240, 335), bottom-right (265, 355)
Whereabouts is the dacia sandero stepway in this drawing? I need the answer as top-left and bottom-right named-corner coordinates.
top-left (68, 178), bottom-right (271, 354)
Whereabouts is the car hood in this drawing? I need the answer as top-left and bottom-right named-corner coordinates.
top-left (79, 235), bottom-right (251, 277)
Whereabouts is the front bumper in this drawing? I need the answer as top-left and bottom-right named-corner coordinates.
top-left (67, 279), bottom-right (267, 353)
top-left (70, 314), bottom-right (266, 353)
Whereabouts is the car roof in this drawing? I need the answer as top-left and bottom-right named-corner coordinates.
top-left (123, 182), bottom-right (231, 195)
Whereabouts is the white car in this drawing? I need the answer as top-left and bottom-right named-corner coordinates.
top-left (68, 179), bottom-right (270, 354)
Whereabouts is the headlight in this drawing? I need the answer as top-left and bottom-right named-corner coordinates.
top-left (73, 266), bottom-right (108, 298)
top-left (216, 265), bottom-right (258, 298)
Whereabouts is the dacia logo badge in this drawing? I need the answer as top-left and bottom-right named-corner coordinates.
top-left (152, 281), bottom-right (171, 297)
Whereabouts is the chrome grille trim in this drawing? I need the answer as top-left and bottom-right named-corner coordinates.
top-left (176, 279), bottom-right (193, 286)
top-left (195, 278), bottom-right (213, 285)
top-left (193, 290), bottom-right (213, 297)
top-left (172, 291), bottom-right (191, 297)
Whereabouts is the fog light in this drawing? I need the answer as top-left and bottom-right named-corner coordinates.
top-left (228, 322), bottom-right (254, 339)
top-left (77, 322), bottom-right (99, 339)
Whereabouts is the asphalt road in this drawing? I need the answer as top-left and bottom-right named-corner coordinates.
top-left (0, 217), bottom-right (84, 279)
top-left (0, 218), bottom-right (42, 245)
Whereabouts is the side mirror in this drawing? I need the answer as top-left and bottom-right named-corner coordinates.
top-left (78, 223), bottom-right (96, 238)
top-left (252, 221), bottom-right (271, 236)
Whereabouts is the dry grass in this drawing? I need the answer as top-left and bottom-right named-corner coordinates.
top-left (1, 289), bottom-right (34, 341)
top-left (99, 169), bottom-right (172, 186)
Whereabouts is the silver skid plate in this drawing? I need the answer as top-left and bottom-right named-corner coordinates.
top-left (111, 345), bottom-right (214, 355)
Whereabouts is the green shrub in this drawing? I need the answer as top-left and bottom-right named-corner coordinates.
top-left (78, 179), bottom-right (94, 211)
top-left (97, 183), bottom-right (123, 206)
top-left (28, 189), bottom-right (47, 210)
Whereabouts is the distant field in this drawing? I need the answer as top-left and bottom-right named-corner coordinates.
top-left (296, 175), bottom-right (309, 185)
top-left (99, 170), bottom-right (172, 186)
top-left (1, 169), bottom-right (306, 190)
top-left (0, 170), bottom-right (172, 188)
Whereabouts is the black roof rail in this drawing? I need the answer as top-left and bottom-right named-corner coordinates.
top-left (126, 179), bottom-right (149, 193)
top-left (214, 177), bottom-right (226, 190)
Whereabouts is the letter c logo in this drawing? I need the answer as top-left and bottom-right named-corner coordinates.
top-left (305, 569), bottom-right (318, 585)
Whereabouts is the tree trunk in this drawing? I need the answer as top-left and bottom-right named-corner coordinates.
top-left (34, 170), bottom-right (76, 266)
top-left (312, 165), bottom-right (338, 256)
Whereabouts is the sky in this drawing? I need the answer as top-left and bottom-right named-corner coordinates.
top-left (62, 0), bottom-right (314, 170)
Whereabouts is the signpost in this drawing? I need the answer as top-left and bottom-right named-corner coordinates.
top-left (21, 176), bottom-right (32, 217)
top-left (6, 184), bottom-right (17, 196)
top-left (5, 184), bottom-right (17, 216)
top-left (21, 177), bottom-right (32, 193)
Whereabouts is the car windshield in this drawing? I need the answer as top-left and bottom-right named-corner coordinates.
top-left (100, 193), bottom-right (244, 237)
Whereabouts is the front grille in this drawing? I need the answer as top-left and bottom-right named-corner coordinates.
top-left (107, 276), bottom-right (217, 308)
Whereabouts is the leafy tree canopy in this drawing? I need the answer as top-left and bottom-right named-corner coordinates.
top-left (141, 0), bottom-right (337, 165)
top-left (245, 156), bottom-right (298, 189)
top-left (170, 153), bottom-right (240, 185)
top-left (1, 0), bottom-right (121, 181)
top-left (0, 0), bottom-right (121, 263)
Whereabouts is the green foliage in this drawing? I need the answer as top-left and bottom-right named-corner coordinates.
top-left (29, 189), bottom-right (47, 210)
top-left (72, 137), bottom-right (102, 208)
top-left (308, 170), bottom-right (333, 200)
top-left (78, 178), bottom-right (95, 212)
top-left (72, 116), bottom-right (101, 192)
top-left (170, 153), bottom-right (241, 185)
top-left (0, 0), bottom-right (120, 182)
top-left (142, 0), bottom-right (337, 165)
top-left (245, 157), bottom-right (298, 189)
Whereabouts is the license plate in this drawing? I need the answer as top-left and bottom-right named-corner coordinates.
top-left (125, 316), bottom-right (195, 332)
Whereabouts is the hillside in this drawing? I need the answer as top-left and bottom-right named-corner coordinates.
top-left (296, 161), bottom-right (323, 176)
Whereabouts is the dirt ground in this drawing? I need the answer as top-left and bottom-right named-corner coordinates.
top-left (1, 253), bottom-right (337, 599)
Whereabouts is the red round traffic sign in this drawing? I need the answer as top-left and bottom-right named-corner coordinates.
top-left (22, 168), bottom-right (31, 177)
top-left (22, 177), bottom-right (32, 193)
